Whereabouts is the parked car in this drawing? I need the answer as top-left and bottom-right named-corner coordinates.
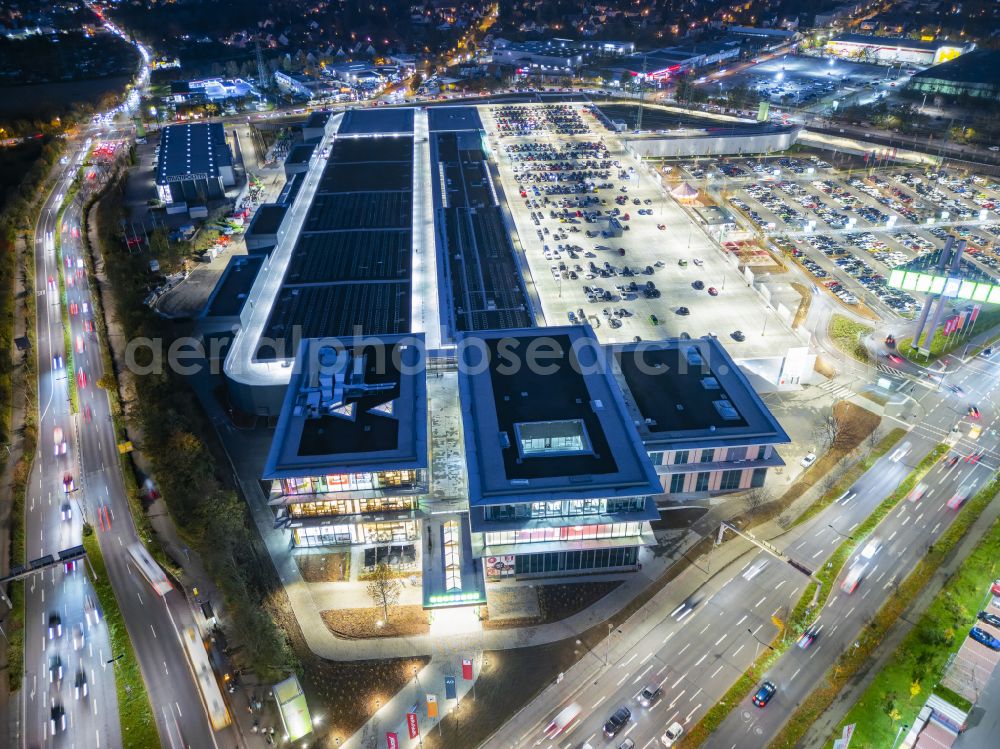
top-left (970, 626), bottom-right (1000, 651)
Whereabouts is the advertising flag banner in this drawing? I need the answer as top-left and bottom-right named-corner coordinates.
top-left (426, 694), bottom-right (438, 718)
top-left (444, 676), bottom-right (457, 700)
top-left (386, 732), bottom-right (399, 749)
top-left (971, 304), bottom-right (981, 324)
top-left (462, 658), bottom-right (473, 680)
top-left (406, 712), bottom-right (419, 739)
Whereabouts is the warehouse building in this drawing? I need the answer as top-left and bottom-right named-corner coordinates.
top-left (154, 122), bottom-right (235, 204)
top-left (906, 50), bottom-right (1000, 103)
top-left (824, 33), bottom-right (970, 67)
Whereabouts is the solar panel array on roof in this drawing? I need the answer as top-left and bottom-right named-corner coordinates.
top-left (255, 122), bottom-right (414, 360)
top-left (304, 192), bottom-right (411, 231)
top-left (155, 122), bottom-right (232, 184)
top-left (428, 106), bottom-right (484, 132)
top-left (435, 131), bottom-right (533, 333)
top-left (338, 108), bottom-right (414, 135)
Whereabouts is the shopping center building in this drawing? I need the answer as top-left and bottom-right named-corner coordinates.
top-left (208, 104), bottom-right (789, 587)
top-left (264, 336), bottom-right (427, 549)
top-left (458, 326), bottom-right (661, 579)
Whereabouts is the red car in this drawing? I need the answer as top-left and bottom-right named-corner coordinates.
top-left (708, 287), bottom-right (719, 296)
top-left (76, 369), bottom-right (87, 389)
top-left (888, 353), bottom-right (903, 364)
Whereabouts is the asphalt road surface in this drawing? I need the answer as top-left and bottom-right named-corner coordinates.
top-left (21, 130), bottom-right (238, 749)
top-left (489, 348), bottom-right (1000, 749)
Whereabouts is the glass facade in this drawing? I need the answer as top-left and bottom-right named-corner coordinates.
top-left (720, 469), bottom-right (743, 491)
top-left (292, 519), bottom-right (418, 547)
top-left (514, 546), bottom-right (639, 575)
top-left (669, 473), bottom-right (685, 493)
top-left (279, 470), bottom-right (421, 497)
top-left (482, 497), bottom-right (645, 521)
top-left (287, 496), bottom-right (415, 518)
top-left (484, 521), bottom-right (643, 547)
top-left (696, 472), bottom-right (710, 491)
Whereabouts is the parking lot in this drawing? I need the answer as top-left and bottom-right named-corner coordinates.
top-left (481, 103), bottom-right (803, 358)
top-left (710, 161), bottom-right (1000, 319)
top-left (711, 53), bottom-right (911, 114)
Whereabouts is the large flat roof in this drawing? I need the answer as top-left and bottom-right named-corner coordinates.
top-left (428, 106), bottom-right (484, 132)
top-left (338, 107), bottom-right (414, 135)
top-left (458, 326), bottom-right (660, 505)
top-left (435, 130), bottom-right (533, 332)
top-left (263, 335), bottom-right (427, 479)
top-left (202, 254), bottom-right (266, 318)
top-left (611, 337), bottom-right (790, 451)
top-left (254, 130), bottom-right (414, 359)
top-left (910, 49), bottom-right (1000, 86)
top-left (830, 33), bottom-right (958, 52)
top-left (155, 122), bottom-right (232, 184)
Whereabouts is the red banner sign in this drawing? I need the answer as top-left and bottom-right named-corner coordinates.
top-left (462, 658), bottom-right (473, 680)
top-left (386, 732), bottom-right (399, 749)
top-left (406, 712), bottom-right (419, 739)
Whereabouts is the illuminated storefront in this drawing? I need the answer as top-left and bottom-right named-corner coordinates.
top-left (484, 521), bottom-right (643, 547)
top-left (291, 519), bottom-right (419, 547)
top-left (279, 469), bottom-right (424, 497)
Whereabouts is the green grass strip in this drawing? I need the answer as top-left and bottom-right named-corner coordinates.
top-left (82, 527), bottom-right (159, 748)
top-left (680, 443), bottom-right (946, 748)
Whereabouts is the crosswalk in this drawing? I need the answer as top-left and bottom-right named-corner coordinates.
top-left (816, 379), bottom-right (855, 400)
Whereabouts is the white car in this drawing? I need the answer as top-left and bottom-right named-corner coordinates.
top-left (61, 502), bottom-right (72, 521)
top-left (800, 452), bottom-right (817, 468)
top-left (53, 427), bottom-right (67, 456)
top-left (661, 722), bottom-right (684, 747)
top-left (743, 559), bottom-right (769, 581)
top-left (84, 595), bottom-right (100, 627)
top-left (72, 623), bottom-right (85, 651)
top-left (860, 536), bottom-right (882, 561)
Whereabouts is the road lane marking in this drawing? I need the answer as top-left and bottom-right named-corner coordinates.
top-left (714, 634), bottom-right (727, 646)
top-left (732, 645), bottom-right (745, 658)
top-left (754, 596), bottom-right (767, 608)
top-left (633, 663), bottom-right (654, 684)
top-left (711, 664), bottom-right (725, 678)
top-left (671, 672), bottom-right (686, 688)
top-left (685, 704), bottom-right (701, 723)
top-left (790, 667), bottom-right (802, 683)
top-left (694, 654), bottom-right (707, 667)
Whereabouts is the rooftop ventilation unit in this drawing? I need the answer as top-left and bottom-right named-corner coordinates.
top-left (713, 399), bottom-right (740, 421)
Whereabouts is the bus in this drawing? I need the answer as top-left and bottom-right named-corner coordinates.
top-left (127, 543), bottom-right (173, 596)
top-left (181, 626), bottom-right (231, 731)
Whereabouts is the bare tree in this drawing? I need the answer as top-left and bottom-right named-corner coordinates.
top-left (742, 485), bottom-right (773, 517)
top-left (864, 425), bottom-right (884, 458)
top-left (367, 563), bottom-right (401, 622)
top-left (815, 408), bottom-right (857, 452)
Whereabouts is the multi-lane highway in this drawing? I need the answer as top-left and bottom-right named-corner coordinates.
top-left (486, 346), bottom-right (998, 749)
top-left (20, 131), bottom-right (238, 748)
top-left (22, 150), bottom-right (121, 748)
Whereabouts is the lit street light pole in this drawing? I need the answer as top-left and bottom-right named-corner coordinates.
top-left (747, 628), bottom-right (776, 661)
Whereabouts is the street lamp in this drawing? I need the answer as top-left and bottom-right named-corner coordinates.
top-left (890, 723), bottom-right (910, 749)
top-left (605, 622), bottom-right (614, 665)
top-left (747, 628), bottom-right (775, 660)
top-left (827, 524), bottom-right (854, 541)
